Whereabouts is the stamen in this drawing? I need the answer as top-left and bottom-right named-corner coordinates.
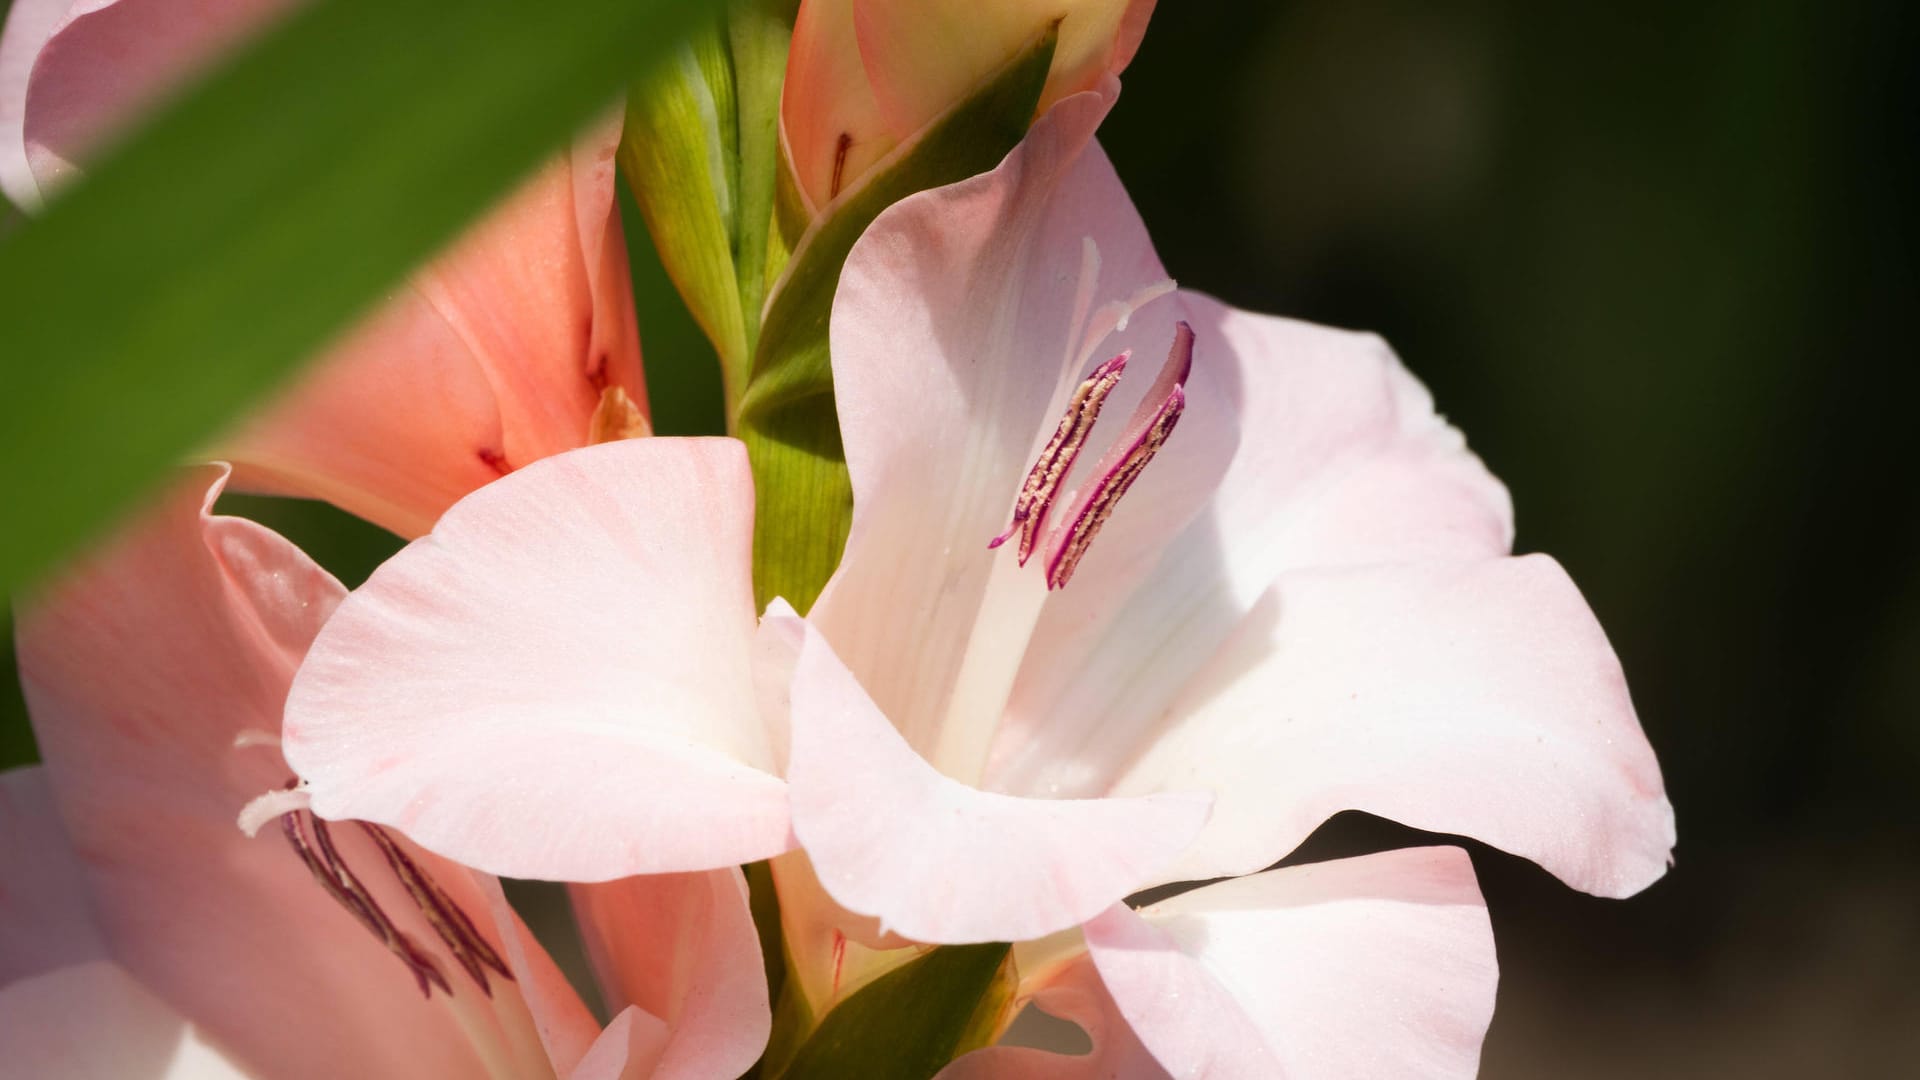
top-left (361, 823), bottom-right (514, 995)
top-left (1042, 321), bottom-right (1196, 590)
top-left (989, 352), bottom-right (1129, 563)
top-left (251, 779), bottom-right (514, 1000)
top-left (282, 809), bottom-right (451, 998)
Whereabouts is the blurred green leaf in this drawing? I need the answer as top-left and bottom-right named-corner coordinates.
top-left (740, 27), bottom-right (1056, 612)
top-left (775, 942), bottom-right (1014, 1080)
top-left (0, 0), bottom-right (715, 599)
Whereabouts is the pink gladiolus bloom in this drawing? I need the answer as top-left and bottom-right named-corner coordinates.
top-left (782, 0), bottom-right (1155, 209)
top-left (2, 468), bottom-right (768, 1079)
top-left (276, 82), bottom-right (1671, 1073)
top-left (0, 0), bottom-right (648, 539)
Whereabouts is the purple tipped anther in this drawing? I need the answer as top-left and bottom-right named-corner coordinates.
top-left (1042, 321), bottom-right (1195, 590)
top-left (989, 351), bottom-right (1130, 563)
top-left (278, 794), bottom-right (513, 999)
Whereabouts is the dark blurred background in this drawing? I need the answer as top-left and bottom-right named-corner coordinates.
top-left (5, 0), bottom-right (1915, 1074)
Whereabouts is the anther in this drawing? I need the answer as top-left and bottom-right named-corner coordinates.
top-left (1031, 321), bottom-right (1194, 590)
top-left (989, 352), bottom-right (1129, 563)
top-left (270, 784), bottom-right (515, 1000)
top-left (361, 823), bottom-right (514, 995)
top-left (283, 809), bottom-right (451, 998)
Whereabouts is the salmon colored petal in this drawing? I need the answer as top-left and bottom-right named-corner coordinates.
top-left (1085, 847), bottom-right (1498, 1080)
top-left (0, 0), bottom-right (66, 209)
top-left (781, 613), bottom-right (1209, 943)
top-left (467, 872), bottom-right (604, 1076)
top-left (222, 123), bottom-right (648, 538)
top-left (853, 0), bottom-right (1153, 139)
top-left (571, 1006), bottom-right (672, 1080)
top-left (572, 869), bottom-right (771, 1080)
top-left (782, 0), bottom-right (896, 209)
top-left (15, 466), bottom-right (504, 1078)
top-left (283, 438), bottom-right (789, 882)
top-left (0, 766), bottom-right (103, 983)
top-left (993, 300), bottom-right (1513, 798)
top-left (1124, 557), bottom-right (1675, 896)
top-left (0, 961), bottom-right (252, 1079)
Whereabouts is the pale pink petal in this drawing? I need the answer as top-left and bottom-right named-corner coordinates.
top-left (0, 766), bottom-right (104, 982)
top-left (994, 300), bottom-right (1513, 797)
top-left (283, 438), bottom-right (789, 881)
top-left (782, 615), bottom-right (1209, 943)
top-left (1120, 557), bottom-right (1675, 896)
top-left (1083, 847), bottom-right (1497, 1079)
top-left (571, 868), bottom-right (770, 1080)
top-left (0, 961), bottom-right (252, 1079)
top-left (0, 0), bottom-right (68, 209)
top-left (817, 85), bottom-right (1241, 784)
top-left (937, 956), bottom-right (1166, 1080)
top-left (223, 125), bottom-right (648, 538)
top-left (853, 0), bottom-right (1155, 142)
top-left (19, 0), bottom-right (297, 197)
top-left (15, 467), bottom-right (501, 1078)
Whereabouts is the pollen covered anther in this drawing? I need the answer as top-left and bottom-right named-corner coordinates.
top-left (990, 351), bottom-right (1130, 563)
top-left (1040, 320), bottom-right (1196, 590)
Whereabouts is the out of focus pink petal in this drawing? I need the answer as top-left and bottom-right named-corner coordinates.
top-left (0, 0), bottom-right (67, 208)
top-left (783, 617), bottom-right (1208, 943)
top-left (1087, 847), bottom-right (1498, 1079)
top-left (1127, 557), bottom-right (1675, 896)
top-left (19, 0), bottom-right (296, 197)
top-left (0, 766), bottom-right (103, 982)
top-left (284, 439), bottom-right (788, 881)
top-left (15, 467), bottom-right (497, 1078)
top-left (0, 961), bottom-right (252, 1079)
top-left (572, 868), bottom-right (770, 1080)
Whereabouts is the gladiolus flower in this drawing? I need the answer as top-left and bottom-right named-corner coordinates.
top-left (0, 0), bottom-right (648, 538)
top-left (272, 81), bottom-right (1670, 1074)
top-left (1, 468), bottom-right (768, 1078)
top-left (781, 0), bottom-right (1155, 209)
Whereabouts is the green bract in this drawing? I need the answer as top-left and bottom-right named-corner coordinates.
top-left (771, 942), bottom-right (1014, 1080)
